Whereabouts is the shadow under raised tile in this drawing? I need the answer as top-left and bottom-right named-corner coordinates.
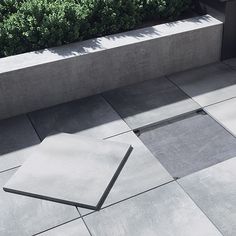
top-left (139, 112), bottom-right (236, 178)
top-left (103, 76), bottom-right (200, 130)
top-left (168, 62), bottom-right (236, 107)
top-left (0, 169), bottom-right (80, 236)
top-left (0, 115), bottom-right (40, 172)
top-left (29, 95), bottom-right (130, 140)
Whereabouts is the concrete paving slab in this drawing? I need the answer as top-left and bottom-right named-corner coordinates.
top-left (179, 157), bottom-right (236, 236)
top-left (4, 133), bottom-right (132, 210)
top-left (139, 113), bottom-right (236, 178)
top-left (29, 95), bottom-right (130, 140)
top-left (79, 131), bottom-right (173, 216)
top-left (0, 169), bottom-right (79, 236)
top-left (224, 58), bottom-right (236, 70)
top-left (205, 98), bottom-right (236, 137)
top-left (0, 115), bottom-right (40, 172)
top-left (84, 182), bottom-right (222, 236)
top-left (169, 63), bottom-right (236, 107)
top-left (37, 219), bottom-right (90, 236)
top-left (103, 77), bottom-right (200, 130)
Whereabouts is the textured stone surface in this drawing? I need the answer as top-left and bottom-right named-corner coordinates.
top-left (29, 95), bottom-right (130, 140)
top-left (224, 58), bottom-right (236, 69)
top-left (84, 182), bottom-right (222, 236)
top-left (103, 77), bottom-right (200, 129)
top-left (4, 133), bottom-right (132, 210)
top-left (179, 157), bottom-right (236, 236)
top-left (205, 98), bottom-right (236, 137)
top-left (79, 131), bottom-right (172, 215)
top-left (38, 219), bottom-right (90, 236)
top-left (0, 169), bottom-right (79, 236)
top-left (0, 115), bottom-right (40, 172)
top-left (0, 16), bottom-right (222, 120)
top-left (169, 63), bottom-right (236, 107)
top-left (139, 113), bottom-right (236, 178)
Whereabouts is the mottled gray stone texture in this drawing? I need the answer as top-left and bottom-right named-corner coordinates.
top-left (4, 133), bottom-right (132, 210)
top-left (0, 169), bottom-right (79, 236)
top-left (79, 131), bottom-right (172, 216)
top-left (179, 157), bottom-right (236, 236)
top-left (38, 219), bottom-right (90, 236)
top-left (224, 57), bottom-right (236, 69)
top-left (205, 98), bottom-right (236, 137)
top-left (0, 115), bottom-right (40, 172)
top-left (29, 95), bottom-right (130, 140)
top-left (139, 113), bottom-right (236, 178)
top-left (0, 15), bottom-right (222, 120)
top-left (103, 77), bottom-right (200, 129)
top-left (84, 182), bottom-right (222, 236)
top-left (169, 63), bottom-right (236, 107)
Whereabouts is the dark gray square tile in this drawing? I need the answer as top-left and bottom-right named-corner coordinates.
top-left (205, 98), bottom-right (236, 137)
top-left (169, 63), bottom-right (236, 107)
top-left (4, 133), bottom-right (132, 210)
top-left (84, 182), bottom-right (222, 236)
top-left (179, 157), bottom-right (236, 236)
top-left (79, 131), bottom-right (172, 216)
top-left (139, 113), bottom-right (236, 178)
top-left (103, 77), bottom-right (200, 130)
top-left (29, 95), bottom-right (130, 140)
top-left (37, 219), bottom-right (90, 236)
top-left (0, 169), bottom-right (79, 236)
top-left (0, 115), bottom-right (40, 172)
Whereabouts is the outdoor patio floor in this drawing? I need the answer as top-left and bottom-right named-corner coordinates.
top-left (0, 59), bottom-right (236, 236)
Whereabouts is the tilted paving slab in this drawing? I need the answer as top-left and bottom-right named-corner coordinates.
top-left (205, 98), bottom-right (236, 137)
top-left (0, 115), bottom-right (40, 172)
top-left (29, 95), bottom-right (130, 140)
top-left (224, 58), bottom-right (236, 70)
top-left (83, 182), bottom-right (222, 236)
top-left (168, 63), bottom-right (236, 107)
top-left (179, 157), bottom-right (236, 236)
top-left (37, 219), bottom-right (90, 236)
top-left (4, 133), bottom-right (132, 210)
top-left (103, 77), bottom-right (200, 130)
top-left (79, 131), bottom-right (173, 216)
top-left (0, 169), bottom-right (80, 236)
top-left (139, 112), bottom-right (236, 178)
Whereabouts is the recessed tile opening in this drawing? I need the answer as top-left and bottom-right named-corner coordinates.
top-left (138, 111), bottom-right (236, 178)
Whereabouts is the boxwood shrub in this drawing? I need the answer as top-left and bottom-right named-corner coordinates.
top-left (0, 0), bottom-right (191, 58)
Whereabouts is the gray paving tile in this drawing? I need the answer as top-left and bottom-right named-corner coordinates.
top-left (0, 115), bottom-right (40, 172)
top-left (37, 219), bottom-right (90, 236)
top-left (29, 95), bottom-right (130, 140)
top-left (169, 63), bottom-right (236, 107)
top-left (179, 157), bottom-right (236, 236)
top-left (103, 77), bottom-right (200, 130)
top-left (4, 133), bottom-right (132, 210)
top-left (84, 182), bottom-right (222, 236)
top-left (139, 113), bottom-right (236, 178)
top-left (79, 131), bottom-right (173, 216)
top-left (224, 58), bottom-right (236, 69)
top-left (0, 169), bottom-right (79, 236)
top-left (205, 98), bottom-right (236, 137)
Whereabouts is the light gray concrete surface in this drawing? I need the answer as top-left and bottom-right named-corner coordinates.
top-left (4, 133), bottom-right (132, 210)
top-left (0, 15), bottom-right (222, 120)
top-left (139, 113), bottom-right (236, 178)
top-left (205, 98), bottom-right (236, 137)
top-left (179, 157), bottom-right (236, 236)
top-left (0, 169), bottom-right (80, 236)
top-left (169, 63), bottom-right (236, 107)
top-left (29, 95), bottom-right (130, 140)
top-left (84, 182), bottom-right (222, 236)
top-left (0, 115), bottom-right (40, 172)
top-left (37, 219), bottom-right (90, 236)
top-left (104, 77), bottom-right (200, 129)
top-left (79, 131), bottom-right (173, 216)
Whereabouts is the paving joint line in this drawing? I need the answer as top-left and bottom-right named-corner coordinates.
top-left (27, 114), bottom-right (43, 141)
top-left (77, 208), bottom-right (94, 236)
top-left (0, 166), bottom-right (20, 175)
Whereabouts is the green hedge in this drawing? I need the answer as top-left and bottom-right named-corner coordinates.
top-left (0, 0), bottom-right (191, 58)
